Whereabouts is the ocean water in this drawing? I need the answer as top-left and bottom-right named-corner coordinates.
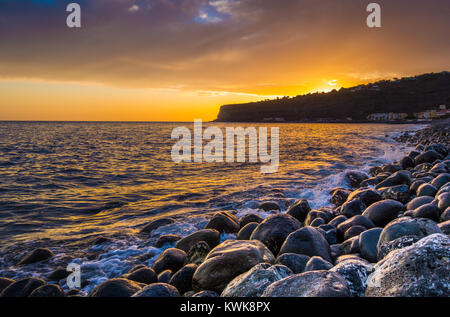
top-left (0, 121), bottom-right (422, 292)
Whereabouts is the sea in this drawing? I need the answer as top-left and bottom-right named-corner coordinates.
top-left (0, 121), bottom-right (423, 292)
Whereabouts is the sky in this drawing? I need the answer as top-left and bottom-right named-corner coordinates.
top-left (0, 0), bottom-right (449, 121)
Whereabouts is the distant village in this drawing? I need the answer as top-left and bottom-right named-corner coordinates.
top-left (367, 104), bottom-right (449, 122)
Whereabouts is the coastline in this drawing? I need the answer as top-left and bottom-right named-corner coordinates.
top-left (0, 122), bottom-right (449, 297)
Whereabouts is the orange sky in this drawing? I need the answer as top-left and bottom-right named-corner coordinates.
top-left (1, 0), bottom-right (449, 121)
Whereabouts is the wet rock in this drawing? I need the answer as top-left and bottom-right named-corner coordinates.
top-left (360, 177), bottom-right (380, 187)
top-left (341, 199), bottom-right (365, 218)
top-left (275, 253), bottom-right (310, 274)
top-left (152, 248), bottom-right (187, 273)
top-left (279, 227), bottom-right (331, 262)
top-left (400, 156), bottom-right (415, 169)
top-left (438, 220), bottom-right (450, 234)
top-left (344, 225), bottom-right (366, 241)
top-left (406, 196), bottom-right (435, 210)
top-left (330, 189), bottom-right (351, 207)
top-left (184, 242), bottom-right (210, 266)
top-left (417, 183), bottom-right (438, 197)
top-left (124, 267), bottom-right (157, 285)
top-left (344, 171), bottom-right (369, 188)
top-left (175, 229), bottom-right (220, 252)
top-left (331, 259), bottom-right (374, 297)
top-left (250, 214), bottom-right (302, 255)
top-left (221, 263), bottom-right (292, 297)
top-left (425, 144), bottom-right (448, 158)
top-left (192, 240), bottom-right (275, 293)
top-left (237, 222), bottom-right (258, 240)
top-left (17, 248), bottom-right (54, 265)
top-left (155, 234), bottom-right (181, 248)
top-left (414, 150), bottom-right (442, 165)
top-left (304, 256), bottom-right (333, 272)
top-left (286, 198), bottom-right (311, 222)
top-left (157, 270), bottom-right (172, 283)
top-left (258, 201), bottom-right (281, 212)
top-left (375, 171), bottom-right (412, 189)
top-left (89, 278), bottom-right (142, 297)
top-left (431, 173), bottom-right (450, 189)
top-left (382, 164), bottom-right (402, 174)
top-left (362, 199), bottom-right (405, 227)
top-left (262, 271), bottom-right (350, 297)
top-left (192, 290), bottom-right (218, 297)
top-left (47, 268), bottom-right (71, 282)
top-left (413, 203), bottom-right (440, 222)
top-left (0, 277), bottom-right (46, 297)
top-left (358, 228), bottom-right (382, 263)
top-left (169, 264), bottom-right (198, 295)
top-left (141, 218), bottom-right (175, 234)
top-left (366, 234), bottom-right (450, 297)
top-left (132, 283), bottom-right (180, 297)
top-left (239, 214), bottom-right (264, 228)
top-left (0, 278), bottom-right (14, 294)
top-left (379, 185), bottom-right (410, 203)
top-left (346, 188), bottom-right (381, 207)
top-left (205, 211), bottom-right (240, 233)
top-left (29, 284), bottom-right (64, 297)
top-left (310, 217), bottom-right (325, 227)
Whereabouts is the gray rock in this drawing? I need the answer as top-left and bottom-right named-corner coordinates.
top-left (406, 196), bottom-right (435, 210)
top-left (221, 263), bottom-right (292, 297)
top-left (262, 271), bottom-right (350, 297)
top-left (331, 259), bottom-right (374, 297)
top-left (417, 183), bottom-right (438, 197)
top-left (375, 171), bottom-right (412, 189)
top-left (366, 234), bottom-right (450, 297)
top-left (441, 208), bottom-right (450, 222)
top-left (413, 203), bottom-right (440, 222)
top-left (304, 256), bottom-right (333, 272)
top-left (132, 283), bottom-right (180, 297)
top-left (358, 228), bottom-right (382, 263)
top-left (275, 253), bottom-right (310, 274)
top-left (379, 185), bottom-right (410, 204)
top-left (431, 173), bottom-right (450, 189)
top-left (362, 199), bottom-right (405, 227)
top-left (192, 240), bottom-right (275, 293)
top-left (438, 220), bottom-right (450, 234)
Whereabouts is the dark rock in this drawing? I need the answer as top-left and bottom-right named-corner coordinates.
top-left (152, 248), bottom-right (187, 273)
top-left (330, 244), bottom-right (341, 261)
top-left (192, 290), bottom-right (218, 297)
top-left (157, 270), bottom-right (172, 283)
top-left (431, 173), bottom-right (450, 189)
top-left (375, 171), bottom-right (412, 189)
top-left (65, 289), bottom-right (85, 297)
top-left (0, 277), bottom-right (45, 297)
top-left (379, 185), bottom-right (410, 204)
top-left (425, 144), bottom-right (448, 158)
top-left (124, 267), bottom-right (157, 285)
top-left (275, 253), bottom-right (310, 274)
top-left (89, 278), bottom-right (142, 297)
top-left (358, 228), bottom-right (382, 263)
top-left (330, 259), bottom-right (374, 297)
top-left (406, 196), bottom-right (435, 210)
top-left (337, 215), bottom-right (375, 236)
top-left (17, 248), bottom-right (54, 265)
top-left (437, 192), bottom-right (450, 212)
top-left (344, 171), bottom-right (369, 188)
top-left (413, 203), bottom-right (440, 222)
top-left (169, 264), bottom-right (198, 295)
top-left (185, 241), bottom-right (210, 265)
top-left (377, 235), bottom-right (421, 260)
top-left (304, 256), bottom-right (333, 272)
top-left (400, 156), bottom-right (415, 169)
top-left (239, 214), bottom-right (264, 228)
top-left (441, 207), bottom-right (450, 222)
top-left (0, 278), bottom-right (14, 294)
top-left (237, 222), bottom-right (258, 240)
top-left (304, 210), bottom-right (332, 226)
top-left (323, 228), bottom-right (338, 245)
top-left (382, 164), bottom-right (402, 174)
top-left (221, 263), bottom-right (292, 297)
top-left (414, 150), bottom-right (442, 165)
top-left (250, 214), bottom-right (302, 255)
top-left (362, 199), bottom-right (405, 227)
top-left (175, 229), bottom-right (220, 252)
top-left (205, 211), bottom-right (240, 233)
top-left (310, 217), bottom-right (325, 227)
top-left (366, 234), bottom-right (450, 297)
top-left (128, 264), bottom-right (147, 273)
top-left (335, 254), bottom-right (366, 264)
top-left (47, 268), bottom-right (71, 282)
top-left (346, 188), bottom-right (381, 207)
top-left (132, 283), bottom-right (180, 297)
top-left (417, 183), bottom-right (438, 197)
top-left (330, 189), bottom-right (351, 207)
top-left (339, 236), bottom-right (360, 255)
top-left (192, 240), bottom-right (275, 293)
top-left (328, 215), bottom-right (348, 227)
top-left (29, 284), bottom-right (64, 297)
top-left (279, 227), bottom-right (331, 262)
top-left (360, 177), bottom-right (380, 187)
top-left (341, 199), bottom-right (365, 218)
top-left (410, 179), bottom-right (427, 194)
top-left (155, 234), bottom-right (181, 248)
top-left (286, 199), bottom-right (311, 222)
top-left (258, 201), bottom-right (281, 212)
top-left (438, 220), bottom-right (450, 234)
top-left (344, 225), bottom-right (366, 241)
top-left (141, 218), bottom-right (175, 234)
top-left (262, 271), bottom-right (350, 297)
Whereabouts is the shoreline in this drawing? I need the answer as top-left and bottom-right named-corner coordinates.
top-left (0, 122), bottom-right (449, 297)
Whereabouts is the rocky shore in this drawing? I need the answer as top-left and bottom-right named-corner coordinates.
top-left (1, 123), bottom-right (449, 297)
